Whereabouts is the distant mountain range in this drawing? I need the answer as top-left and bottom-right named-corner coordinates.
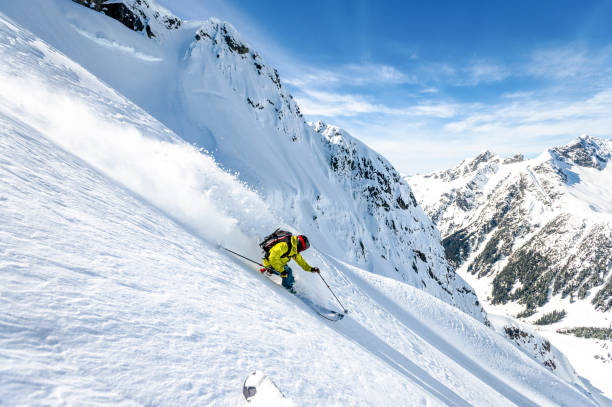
top-left (410, 135), bottom-right (612, 317)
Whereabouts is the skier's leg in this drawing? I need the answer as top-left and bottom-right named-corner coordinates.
top-left (281, 266), bottom-right (294, 290)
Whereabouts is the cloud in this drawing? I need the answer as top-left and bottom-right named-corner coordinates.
top-left (527, 45), bottom-right (590, 80)
top-left (402, 60), bottom-right (511, 87)
top-left (286, 41), bottom-right (612, 174)
top-left (463, 62), bottom-right (511, 85)
top-left (525, 43), bottom-right (612, 88)
top-left (295, 91), bottom-right (377, 116)
top-left (295, 89), bottom-right (458, 118)
top-left (444, 88), bottom-right (612, 135)
top-left (285, 63), bottom-right (416, 88)
top-left (420, 87), bottom-right (439, 94)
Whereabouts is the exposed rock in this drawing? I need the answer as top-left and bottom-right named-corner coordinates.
top-left (502, 324), bottom-right (558, 372)
top-left (551, 135), bottom-right (611, 170)
top-left (71, 0), bottom-right (181, 39)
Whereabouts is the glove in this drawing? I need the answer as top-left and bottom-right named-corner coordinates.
top-left (311, 267), bottom-right (320, 273)
top-left (280, 270), bottom-right (288, 278)
top-left (259, 268), bottom-right (267, 274)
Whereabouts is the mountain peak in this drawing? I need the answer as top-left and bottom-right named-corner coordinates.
top-left (465, 150), bottom-right (495, 171)
top-left (550, 134), bottom-right (611, 170)
top-left (195, 18), bottom-right (250, 55)
top-left (312, 120), bottom-right (327, 132)
top-left (502, 153), bottom-right (525, 164)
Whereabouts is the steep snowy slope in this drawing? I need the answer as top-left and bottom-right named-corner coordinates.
top-left (409, 139), bottom-right (612, 398)
top-left (1, 12), bottom-right (608, 406)
top-left (0, 0), bottom-right (486, 320)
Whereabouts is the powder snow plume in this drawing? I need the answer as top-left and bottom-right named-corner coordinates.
top-left (0, 16), bottom-right (274, 257)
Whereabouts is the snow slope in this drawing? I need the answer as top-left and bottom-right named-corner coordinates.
top-left (0, 0), bottom-right (486, 322)
top-left (1, 11), bottom-right (609, 406)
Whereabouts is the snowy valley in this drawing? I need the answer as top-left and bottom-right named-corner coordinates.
top-left (0, 0), bottom-right (610, 405)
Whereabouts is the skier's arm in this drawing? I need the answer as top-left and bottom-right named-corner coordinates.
top-left (268, 242), bottom-right (289, 272)
top-left (294, 253), bottom-right (312, 272)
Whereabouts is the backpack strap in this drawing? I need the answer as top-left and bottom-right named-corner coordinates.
top-left (278, 235), bottom-right (293, 259)
top-left (263, 234), bottom-right (293, 260)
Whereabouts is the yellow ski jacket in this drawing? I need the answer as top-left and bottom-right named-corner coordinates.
top-left (263, 235), bottom-right (313, 273)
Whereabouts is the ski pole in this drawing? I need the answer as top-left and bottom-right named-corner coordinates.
top-left (318, 272), bottom-right (349, 314)
top-left (222, 246), bottom-right (348, 313)
top-left (221, 246), bottom-right (264, 267)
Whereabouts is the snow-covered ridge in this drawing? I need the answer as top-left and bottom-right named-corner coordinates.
top-left (489, 314), bottom-right (576, 380)
top-left (186, 17), bottom-right (305, 142)
top-left (1, 0), bottom-right (488, 320)
top-left (311, 120), bottom-right (473, 308)
top-left (551, 135), bottom-right (611, 171)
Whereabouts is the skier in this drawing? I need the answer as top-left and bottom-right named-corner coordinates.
top-left (261, 231), bottom-right (320, 293)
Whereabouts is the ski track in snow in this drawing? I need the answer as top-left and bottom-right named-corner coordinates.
top-left (0, 8), bottom-right (609, 407)
top-left (71, 25), bottom-right (164, 62)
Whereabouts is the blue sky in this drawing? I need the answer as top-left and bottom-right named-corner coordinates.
top-left (160, 0), bottom-right (612, 174)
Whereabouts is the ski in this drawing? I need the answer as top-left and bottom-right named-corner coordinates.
top-left (261, 270), bottom-right (344, 321)
top-left (293, 292), bottom-right (344, 321)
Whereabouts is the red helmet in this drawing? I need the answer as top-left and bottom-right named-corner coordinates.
top-left (297, 235), bottom-right (310, 252)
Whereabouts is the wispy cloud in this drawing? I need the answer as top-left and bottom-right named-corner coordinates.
top-left (285, 63), bottom-right (416, 88)
top-left (444, 88), bottom-right (612, 135)
top-left (408, 60), bottom-right (511, 86)
top-left (523, 43), bottom-right (612, 92)
top-left (285, 40), bottom-right (612, 174)
top-left (368, 90), bottom-right (612, 174)
top-left (294, 89), bottom-right (457, 118)
top-left (462, 62), bottom-right (511, 85)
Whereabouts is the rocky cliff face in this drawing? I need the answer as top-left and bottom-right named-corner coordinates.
top-left (410, 136), bottom-right (612, 318)
top-left (309, 122), bottom-right (482, 314)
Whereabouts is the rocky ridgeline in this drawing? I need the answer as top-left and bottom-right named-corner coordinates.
top-left (503, 325), bottom-right (557, 370)
top-left (189, 18), bottom-right (305, 141)
top-left (309, 121), bottom-right (483, 313)
top-left (551, 135), bottom-right (612, 170)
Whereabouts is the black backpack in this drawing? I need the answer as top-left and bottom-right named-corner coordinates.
top-left (260, 228), bottom-right (293, 259)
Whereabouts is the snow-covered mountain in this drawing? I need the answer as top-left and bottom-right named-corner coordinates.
top-left (409, 136), bottom-right (612, 398)
top-left (1, 0), bottom-right (611, 405)
top-left (0, 0), bottom-right (486, 319)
